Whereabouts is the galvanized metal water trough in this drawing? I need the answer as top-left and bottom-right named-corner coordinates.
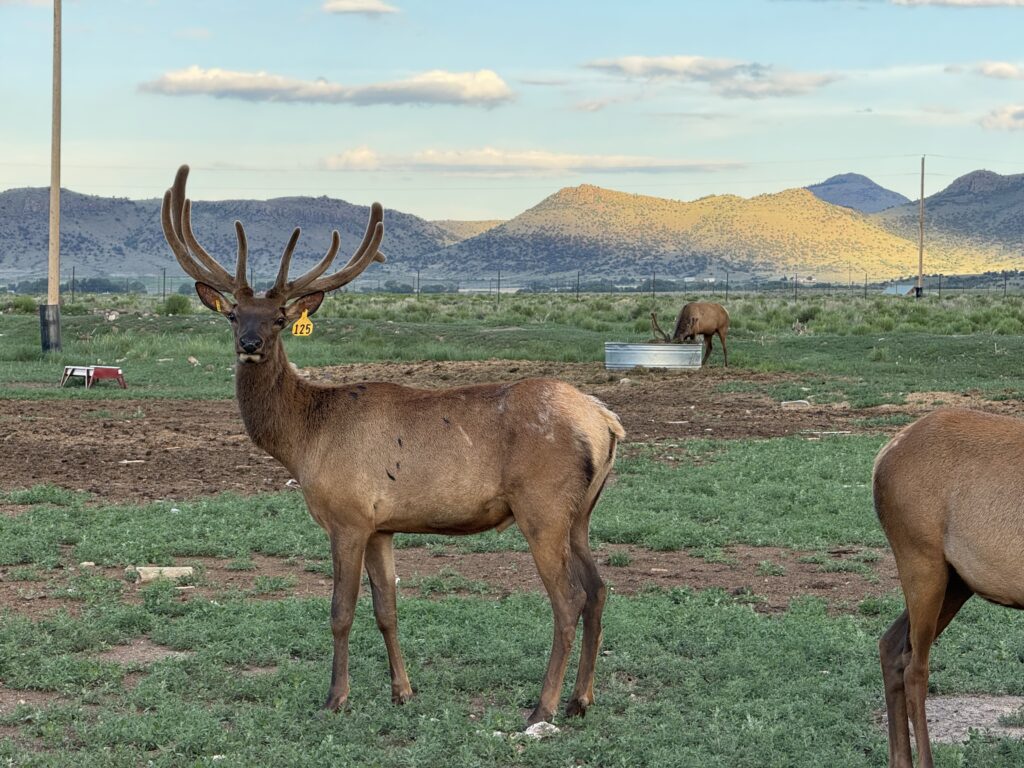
top-left (604, 342), bottom-right (703, 371)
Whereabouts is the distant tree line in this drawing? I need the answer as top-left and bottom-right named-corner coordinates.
top-left (11, 276), bottom-right (148, 294)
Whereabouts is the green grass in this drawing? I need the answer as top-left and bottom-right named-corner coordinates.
top-left (3, 588), bottom-right (1024, 766)
top-left (6, 293), bottom-right (1024, 405)
top-left (595, 436), bottom-right (888, 551)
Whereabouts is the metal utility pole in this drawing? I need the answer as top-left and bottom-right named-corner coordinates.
top-left (40, 0), bottom-right (62, 351)
top-left (916, 155), bottom-right (925, 298)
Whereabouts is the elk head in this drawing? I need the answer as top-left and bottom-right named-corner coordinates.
top-left (160, 165), bottom-right (385, 363)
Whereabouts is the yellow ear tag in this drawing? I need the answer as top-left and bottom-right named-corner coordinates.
top-left (215, 299), bottom-right (221, 312)
top-left (291, 309), bottom-right (314, 337)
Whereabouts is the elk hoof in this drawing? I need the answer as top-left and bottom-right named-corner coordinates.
top-left (565, 698), bottom-right (589, 718)
top-left (323, 692), bottom-right (350, 713)
top-left (392, 687), bottom-right (414, 705)
top-left (525, 706), bottom-right (553, 727)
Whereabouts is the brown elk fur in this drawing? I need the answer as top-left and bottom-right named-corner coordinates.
top-left (874, 408), bottom-right (1024, 767)
top-left (161, 165), bottom-right (624, 725)
top-left (648, 302), bottom-right (730, 365)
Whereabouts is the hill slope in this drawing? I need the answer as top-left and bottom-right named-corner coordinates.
top-left (426, 184), bottom-right (997, 280)
top-left (431, 219), bottom-right (505, 245)
top-left (872, 170), bottom-right (1024, 254)
top-left (0, 188), bottom-right (451, 280)
top-left (806, 173), bottom-right (910, 213)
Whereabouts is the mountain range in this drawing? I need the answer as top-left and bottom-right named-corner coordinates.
top-left (805, 173), bottom-right (911, 214)
top-left (2, 170), bottom-right (1021, 283)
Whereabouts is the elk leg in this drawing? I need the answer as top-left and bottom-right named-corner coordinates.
top-left (880, 610), bottom-right (912, 768)
top-left (565, 523), bottom-right (606, 718)
top-left (718, 329), bottom-right (728, 367)
top-left (521, 523), bottom-right (586, 725)
top-left (325, 528), bottom-right (368, 712)
top-left (900, 560), bottom-right (970, 768)
top-left (880, 569), bottom-right (971, 768)
top-left (702, 334), bottom-right (713, 365)
top-left (364, 532), bottom-right (414, 704)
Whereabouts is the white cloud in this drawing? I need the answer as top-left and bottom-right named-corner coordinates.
top-left (584, 55), bottom-right (837, 99)
top-left (322, 0), bottom-right (398, 15)
top-left (587, 55), bottom-right (744, 81)
top-left (139, 66), bottom-right (513, 107)
top-left (980, 104), bottom-right (1024, 130)
top-left (323, 146), bottom-right (741, 175)
top-left (893, 0), bottom-right (1024, 5)
top-left (973, 61), bottom-right (1024, 78)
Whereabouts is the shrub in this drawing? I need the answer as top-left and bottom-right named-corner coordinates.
top-left (8, 295), bottom-right (37, 314)
top-left (162, 294), bottom-right (192, 315)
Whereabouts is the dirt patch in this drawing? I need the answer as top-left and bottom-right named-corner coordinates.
top-left (5, 360), bottom-right (1022, 504)
top-left (879, 695), bottom-right (1024, 745)
top-left (91, 637), bottom-right (192, 666)
top-left (0, 685), bottom-right (62, 715)
top-left (0, 544), bottom-right (898, 619)
top-left (0, 399), bottom-right (291, 503)
top-left (0, 504), bottom-right (32, 518)
top-left (99, 546), bottom-right (899, 615)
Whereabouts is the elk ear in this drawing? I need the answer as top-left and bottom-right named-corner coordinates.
top-left (284, 291), bottom-right (325, 321)
top-left (195, 282), bottom-right (233, 315)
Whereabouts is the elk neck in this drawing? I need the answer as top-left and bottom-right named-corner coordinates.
top-left (233, 337), bottom-right (324, 474)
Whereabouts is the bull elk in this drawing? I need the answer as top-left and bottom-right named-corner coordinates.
top-left (649, 301), bottom-right (729, 366)
top-left (874, 408), bottom-right (1024, 767)
top-left (160, 165), bottom-right (624, 725)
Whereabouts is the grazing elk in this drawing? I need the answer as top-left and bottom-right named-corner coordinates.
top-left (648, 302), bottom-right (729, 366)
top-left (874, 408), bottom-right (1024, 767)
top-left (161, 166), bottom-right (624, 725)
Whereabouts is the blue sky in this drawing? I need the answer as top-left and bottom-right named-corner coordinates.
top-left (2, 0), bottom-right (1023, 220)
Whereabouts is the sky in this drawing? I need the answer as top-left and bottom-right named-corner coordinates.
top-left (2, 0), bottom-right (1023, 220)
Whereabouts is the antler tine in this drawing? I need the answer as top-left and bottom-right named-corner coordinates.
top-left (161, 186), bottom-right (232, 292)
top-left (302, 219), bottom-right (384, 295)
top-left (285, 202), bottom-right (385, 297)
top-left (234, 221), bottom-right (251, 293)
top-left (269, 228), bottom-right (301, 297)
top-left (160, 165), bottom-right (238, 294)
top-left (276, 230), bottom-right (340, 298)
top-left (181, 199), bottom-right (237, 289)
top-left (182, 200), bottom-right (235, 284)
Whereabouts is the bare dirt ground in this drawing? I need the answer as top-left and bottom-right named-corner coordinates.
top-left (0, 544), bottom-right (900, 622)
top-left (5, 359), bottom-right (1023, 504)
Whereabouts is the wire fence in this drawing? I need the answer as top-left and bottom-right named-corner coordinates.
top-left (6, 268), bottom-right (1024, 302)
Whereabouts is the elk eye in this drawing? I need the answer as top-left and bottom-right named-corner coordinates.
top-left (226, 311), bottom-right (237, 322)
top-left (274, 317), bottom-right (286, 327)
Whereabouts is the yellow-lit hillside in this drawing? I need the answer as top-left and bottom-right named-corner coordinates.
top-left (499, 184), bottom-right (1006, 279)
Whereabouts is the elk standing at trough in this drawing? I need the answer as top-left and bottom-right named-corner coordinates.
top-left (648, 301), bottom-right (729, 366)
top-left (874, 407), bottom-right (1024, 767)
top-left (160, 165), bottom-right (624, 725)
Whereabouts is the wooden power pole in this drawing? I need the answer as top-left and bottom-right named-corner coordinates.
top-left (916, 155), bottom-right (925, 299)
top-left (41, 0), bottom-right (62, 351)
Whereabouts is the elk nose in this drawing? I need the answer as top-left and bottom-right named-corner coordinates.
top-left (239, 335), bottom-right (263, 353)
